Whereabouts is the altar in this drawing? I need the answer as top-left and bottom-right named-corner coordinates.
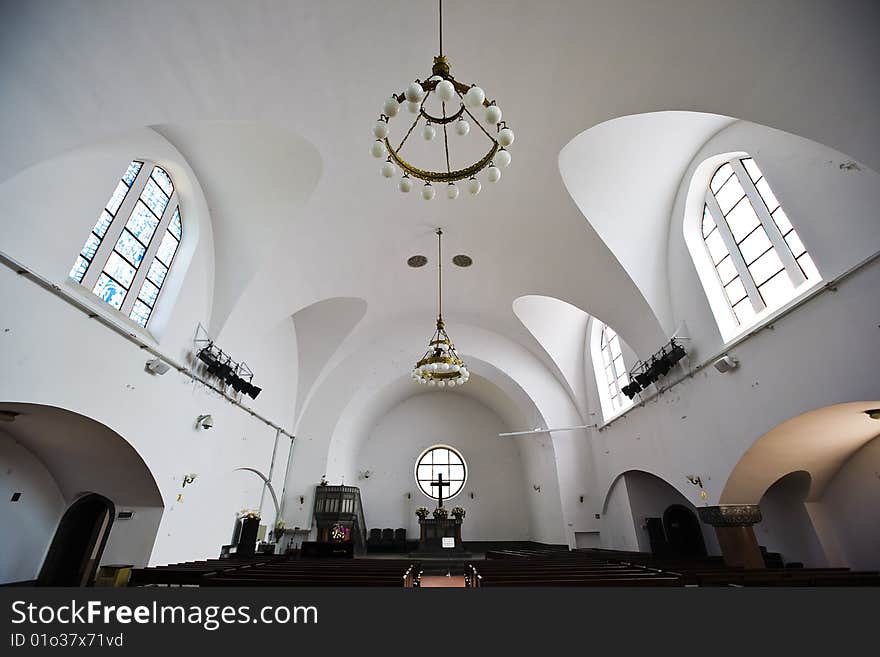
top-left (415, 472), bottom-right (468, 554)
top-left (417, 517), bottom-right (465, 553)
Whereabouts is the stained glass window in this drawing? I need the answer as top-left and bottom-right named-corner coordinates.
top-left (69, 160), bottom-right (183, 329)
top-left (69, 160), bottom-right (142, 283)
top-left (415, 446), bottom-right (467, 501)
top-left (128, 206), bottom-right (181, 327)
top-left (701, 156), bottom-right (820, 330)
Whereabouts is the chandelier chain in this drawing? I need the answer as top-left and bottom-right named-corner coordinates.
top-left (437, 227), bottom-right (443, 319)
top-left (397, 108), bottom-right (424, 153)
top-left (442, 102), bottom-right (451, 174)
top-left (459, 96), bottom-right (496, 143)
top-left (439, 0), bottom-right (443, 56)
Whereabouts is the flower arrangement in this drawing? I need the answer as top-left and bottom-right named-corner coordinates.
top-left (330, 523), bottom-right (350, 542)
top-left (433, 507), bottom-right (448, 519)
top-left (451, 506), bottom-right (466, 518)
top-left (238, 508), bottom-right (261, 520)
top-left (415, 506), bottom-right (429, 520)
top-left (270, 519), bottom-right (285, 543)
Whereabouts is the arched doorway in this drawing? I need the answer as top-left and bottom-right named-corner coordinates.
top-left (663, 504), bottom-right (707, 558)
top-left (38, 493), bottom-right (115, 586)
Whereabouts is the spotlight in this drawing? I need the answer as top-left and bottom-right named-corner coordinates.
top-left (621, 381), bottom-right (641, 400)
top-left (667, 341), bottom-right (687, 365)
top-left (197, 348), bottom-right (215, 367)
top-left (215, 362), bottom-right (232, 381)
top-left (635, 369), bottom-right (655, 389)
top-left (193, 341), bottom-right (263, 400)
top-left (644, 358), bottom-right (665, 382)
top-left (653, 354), bottom-right (673, 377)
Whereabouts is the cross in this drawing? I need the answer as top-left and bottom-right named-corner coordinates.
top-left (430, 472), bottom-right (451, 508)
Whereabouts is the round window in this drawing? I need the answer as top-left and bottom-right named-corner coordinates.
top-left (414, 445), bottom-right (467, 501)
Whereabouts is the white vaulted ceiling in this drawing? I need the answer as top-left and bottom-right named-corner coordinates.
top-left (2, 0), bottom-right (878, 424)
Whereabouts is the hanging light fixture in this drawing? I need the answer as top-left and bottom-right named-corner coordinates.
top-left (412, 229), bottom-right (469, 387)
top-left (372, 0), bottom-right (514, 199)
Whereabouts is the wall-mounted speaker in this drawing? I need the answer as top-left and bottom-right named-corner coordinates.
top-left (713, 354), bottom-right (738, 373)
top-left (145, 358), bottom-right (171, 375)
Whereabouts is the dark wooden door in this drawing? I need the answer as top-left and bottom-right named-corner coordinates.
top-left (38, 493), bottom-right (115, 586)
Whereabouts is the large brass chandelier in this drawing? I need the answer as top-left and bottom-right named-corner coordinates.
top-left (412, 229), bottom-right (470, 387)
top-left (371, 0), bottom-right (514, 199)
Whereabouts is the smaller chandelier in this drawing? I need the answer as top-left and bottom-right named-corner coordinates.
top-left (412, 229), bottom-right (470, 388)
top-left (371, 0), bottom-right (514, 199)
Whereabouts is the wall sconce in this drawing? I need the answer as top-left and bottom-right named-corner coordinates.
top-left (182, 473), bottom-right (198, 487)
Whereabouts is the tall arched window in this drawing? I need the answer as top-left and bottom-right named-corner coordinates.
top-left (591, 320), bottom-right (633, 420)
top-left (701, 156), bottom-right (820, 329)
top-left (69, 160), bottom-right (183, 328)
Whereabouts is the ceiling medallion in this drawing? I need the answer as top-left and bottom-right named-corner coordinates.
top-left (412, 229), bottom-right (470, 388)
top-left (371, 0), bottom-right (514, 199)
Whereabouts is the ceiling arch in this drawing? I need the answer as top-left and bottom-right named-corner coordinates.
top-left (153, 121), bottom-right (323, 336)
top-left (512, 294), bottom-right (589, 418)
top-left (721, 402), bottom-right (880, 504)
top-left (0, 402), bottom-right (164, 507)
top-left (7, 1), bottom-right (877, 369)
top-left (292, 296), bottom-right (368, 426)
top-left (560, 111), bottom-right (736, 333)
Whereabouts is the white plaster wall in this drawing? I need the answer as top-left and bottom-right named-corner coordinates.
top-left (0, 127), bottom-right (214, 348)
top-left (588, 120), bottom-right (880, 522)
top-left (621, 471), bottom-right (719, 555)
top-left (756, 471), bottom-right (827, 567)
top-left (0, 246), bottom-right (295, 569)
top-left (286, 322), bottom-right (580, 546)
top-left (817, 436), bottom-right (880, 570)
top-left (355, 393), bottom-right (530, 542)
top-left (600, 475), bottom-right (638, 551)
top-left (0, 432), bottom-right (65, 583)
top-left (0, 120), bottom-right (304, 568)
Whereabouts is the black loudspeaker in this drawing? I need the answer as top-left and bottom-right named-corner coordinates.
top-left (237, 517), bottom-right (259, 557)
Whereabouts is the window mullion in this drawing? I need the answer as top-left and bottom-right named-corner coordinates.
top-left (82, 164), bottom-right (151, 290)
top-left (705, 192), bottom-right (765, 313)
top-left (730, 159), bottom-right (805, 287)
top-left (122, 191), bottom-right (177, 316)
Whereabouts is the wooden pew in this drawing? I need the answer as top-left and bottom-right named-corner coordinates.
top-left (131, 556), bottom-right (420, 587)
